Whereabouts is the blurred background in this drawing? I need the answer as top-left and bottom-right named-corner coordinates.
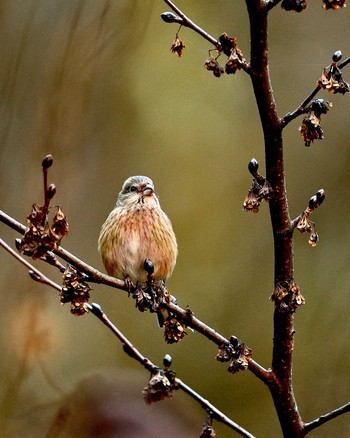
top-left (1, 1), bottom-right (350, 436)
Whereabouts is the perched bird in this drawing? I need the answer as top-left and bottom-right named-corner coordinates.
top-left (98, 176), bottom-right (178, 323)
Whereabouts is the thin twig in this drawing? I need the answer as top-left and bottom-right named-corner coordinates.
top-left (0, 209), bottom-right (270, 383)
top-left (162, 0), bottom-right (252, 74)
top-left (304, 401), bottom-right (350, 433)
top-left (0, 209), bottom-right (128, 291)
top-left (177, 378), bottom-right (255, 438)
top-left (0, 237), bottom-right (61, 292)
top-left (282, 55), bottom-right (350, 127)
top-left (162, 0), bottom-right (219, 47)
top-left (86, 302), bottom-right (255, 438)
top-left (281, 85), bottom-right (321, 127)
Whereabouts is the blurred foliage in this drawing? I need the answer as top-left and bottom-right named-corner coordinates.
top-left (1, 1), bottom-right (350, 437)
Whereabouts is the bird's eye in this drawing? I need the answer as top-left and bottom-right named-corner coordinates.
top-left (130, 185), bottom-right (137, 192)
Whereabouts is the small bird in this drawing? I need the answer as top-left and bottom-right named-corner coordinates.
top-left (98, 176), bottom-right (178, 323)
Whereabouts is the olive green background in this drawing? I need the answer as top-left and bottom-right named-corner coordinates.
top-left (1, 1), bottom-right (350, 437)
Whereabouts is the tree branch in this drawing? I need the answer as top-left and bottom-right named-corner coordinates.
top-left (161, 0), bottom-right (219, 48)
top-left (245, 1), bottom-right (304, 435)
top-left (86, 302), bottom-right (256, 438)
top-left (304, 402), bottom-right (350, 434)
top-left (0, 237), bottom-right (61, 292)
top-left (282, 55), bottom-right (350, 127)
top-left (0, 208), bottom-right (269, 384)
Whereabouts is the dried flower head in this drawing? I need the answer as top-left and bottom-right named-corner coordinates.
top-left (19, 204), bottom-right (69, 259)
top-left (143, 370), bottom-right (174, 404)
top-left (163, 316), bottom-right (186, 344)
top-left (204, 53), bottom-right (224, 77)
top-left (133, 285), bottom-right (156, 312)
top-left (258, 180), bottom-right (274, 201)
top-left (281, 0), bottom-right (307, 12)
top-left (227, 343), bottom-right (252, 374)
top-left (299, 113), bottom-right (324, 146)
top-left (225, 46), bottom-right (246, 75)
top-left (243, 189), bottom-right (261, 213)
top-left (296, 212), bottom-right (313, 233)
top-left (318, 67), bottom-right (349, 94)
top-left (200, 417), bottom-right (217, 438)
top-left (271, 281), bottom-right (305, 312)
top-left (60, 264), bottom-right (91, 316)
top-left (322, 0), bottom-right (347, 9)
top-left (243, 173), bottom-right (273, 213)
top-left (170, 34), bottom-right (186, 57)
top-left (311, 98), bottom-right (332, 117)
top-left (216, 336), bottom-right (252, 374)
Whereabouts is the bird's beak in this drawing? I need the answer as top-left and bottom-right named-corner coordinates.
top-left (141, 184), bottom-right (154, 196)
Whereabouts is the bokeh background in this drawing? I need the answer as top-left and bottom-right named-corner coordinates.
top-left (1, 1), bottom-right (350, 437)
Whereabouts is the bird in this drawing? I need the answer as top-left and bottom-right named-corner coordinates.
top-left (98, 176), bottom-right (178, 324)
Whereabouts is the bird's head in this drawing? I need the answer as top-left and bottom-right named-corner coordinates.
top-left (116, 175), bottom-right (160, 209)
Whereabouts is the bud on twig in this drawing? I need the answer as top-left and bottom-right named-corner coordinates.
top-left (28, 270), bottom-right (41, 282)
top-left (248, 158), bottom-right (259, 175)
top-left (47, 183), bottom-right (56, 200)
top-left (332, 50), bottom-right (342, 63)
top-left (42, 154), bottom-right (53, 169)
top-left (161, 12), bottom-right (182, 24)
top-left (163, 354), bottom-right (172, 368)
top-left (144, 259), bottom-right (154, 275)
top-left (308, 189), bottom-right (325, 210)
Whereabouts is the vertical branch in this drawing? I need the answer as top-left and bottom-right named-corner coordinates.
top-left (245, 1), bottom-right (304, 436)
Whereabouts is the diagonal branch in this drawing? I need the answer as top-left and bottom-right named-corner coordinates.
top-left (0, 237), bottom-right (61, 292)
top-left (304, 401), bottom-right (350, 434)
top-left (86, 302), bottom-right (256, 438)
top-left (282, 55), bottom-right (350, 127)
top-left (0, 209), bottom-right (269, 384)
top-left (162, 0), bottom-right (219, 48)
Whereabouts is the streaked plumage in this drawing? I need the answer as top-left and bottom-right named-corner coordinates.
top-left (98, 176), bottom-right (177, 286)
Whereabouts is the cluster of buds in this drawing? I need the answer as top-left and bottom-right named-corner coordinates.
top-left (204, 34), bottom-right (246, 78)
top-left (281, 0), bottom-right (307, 12)
top-left (18, 155), bottom-right (69, 259)
top-left (60, 264), bottom-right (91, 316)
top-left (294, 189), bottom-right (325, 247)
top-left (271, 280), bottom-right (305, 312)
top-left (299, 99), bottom-right (332, 146)
top-left (318, 50), bottom-right (349, 94)
top-left (216, 336), bottom-right (252, 374)
top-left (200, 416), bottom-right (217, 438)
top-left (143, 355), bottom-right (178, 404)
top-left (243, 158), bottom-right (273, 213)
